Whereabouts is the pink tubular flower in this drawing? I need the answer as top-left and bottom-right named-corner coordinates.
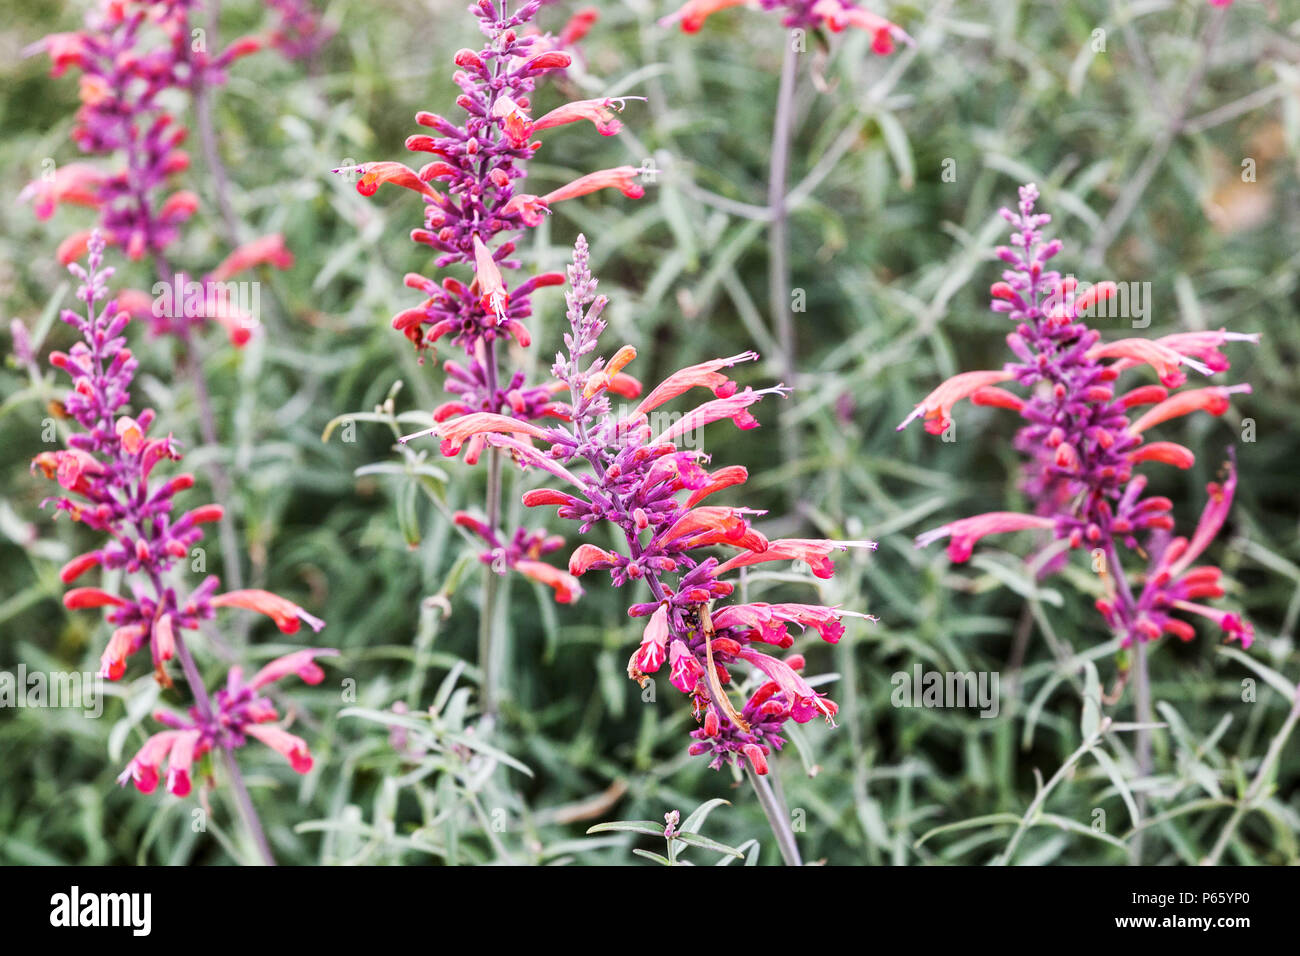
top-left (118, 730), bottom-right (194, 795)
top-left (1142, 329), bottom-right (1258, 374)
top-left (810, 0), bottom-right (913, 53)
top-left (119, 649), bottom-right (336, 796)
top-left (209, 590), bottom-right (326, 634)
top-left (249, 648), bottom-right (339, 690)
top-left (738, 648), bottom-right (836, 723)
top-left (628, 603), bottom-right (672, 678)
top-left (244, 725), bottom-right (314, 774)
top-left (529, 97), bottom-right (635, 137)
top-left (916, 512), bottom-right (1056, 563)
top-left (541, 166), bottom-right (647, 205)
top-left (897, 369), bottom-right (1015, 435)
top-left (715, 537), bottom-right (876, 578)
top-left (906, 184), bottom-right (1255, 656)
top-left (208, 234), bottom-right (295, 282)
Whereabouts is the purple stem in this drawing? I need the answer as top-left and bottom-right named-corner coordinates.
top-left (746, 762), bottom-right (802, 866)
top-left (192, 0), bottom-right (240, 246)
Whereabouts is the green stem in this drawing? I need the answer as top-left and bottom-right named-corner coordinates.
top-left (745, 763), bottom-right (802, 866)
top-left (479, 443), bottom-right (504, 720)
top-left (768, 32), bottom-right (799, 507)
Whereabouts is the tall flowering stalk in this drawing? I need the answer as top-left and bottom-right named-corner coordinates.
top-left (24, 0), bottom-right (257, 267)
top-left (347, 0), bottom-right (644, 717)
top-left (410, 235), bottom-right (874, 862)
top-left (902, 184), bottom-right (1255, 677)
top-left (22, 0), bottom-right (296, 339)
top-left (23, 0), bottom-right (302, 592)
top-left (32, 233), bottom-right (333, 864)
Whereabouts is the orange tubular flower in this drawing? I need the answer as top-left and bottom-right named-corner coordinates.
top-left (426, 412), bottom-right (549, 457)
top-left (530, 98), bottom-right (632, 138)
top-left (569, 544), bottom-right (621, 576)
top-left (541, 166), bottom-right (646, 206)
top-left (207, 233), bottom-right (295, 283)
top-left (210, 589), bottom-right (326, 634)
top-left (1128, 385), bottom-right (1251, 435)
top-left (715, 538), bottom-right (876, 578)
top-left (660, 0), bottom-right (750, 33)
top-left (347, 161), bottom-right (442, 201)
top-left (1086, 338), bottom-right (1211, 388)
top-left (1130, 441), bottom-right (1196, 469)
top-left (662, 507), bottom-right (770, 553)
top-left (516, 558), bottom-right (583, 603)
top-left (583, 345), bottom-right (638, 398)
top-left (897, 369), bottom-right (1015, 435)
top-left (632, 351), bottom-right (757, 418)
top-left (472, 234), bottom-right (509, 321)
top-left (18, 162), bottom-right (105, 219)
top-left (685, 465), bottom-right (750, 507)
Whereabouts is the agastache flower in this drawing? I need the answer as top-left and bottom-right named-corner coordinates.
top-left (22, 1), bottom-right (258, 261)
top-left (353, 0), bottom-right (645, 594)
top-left (23, 2), bottom-right (293, 347)
top-left (119, 648), bottom-right (337, 796)
top-left (34, 233), bottom-right (330, 691)
top-left (904, 185), bottom-right (1255, 653)
top-left (416, 235), bottom-right (876, 774)
top-left (347, 0), bottom-right (643, 374)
